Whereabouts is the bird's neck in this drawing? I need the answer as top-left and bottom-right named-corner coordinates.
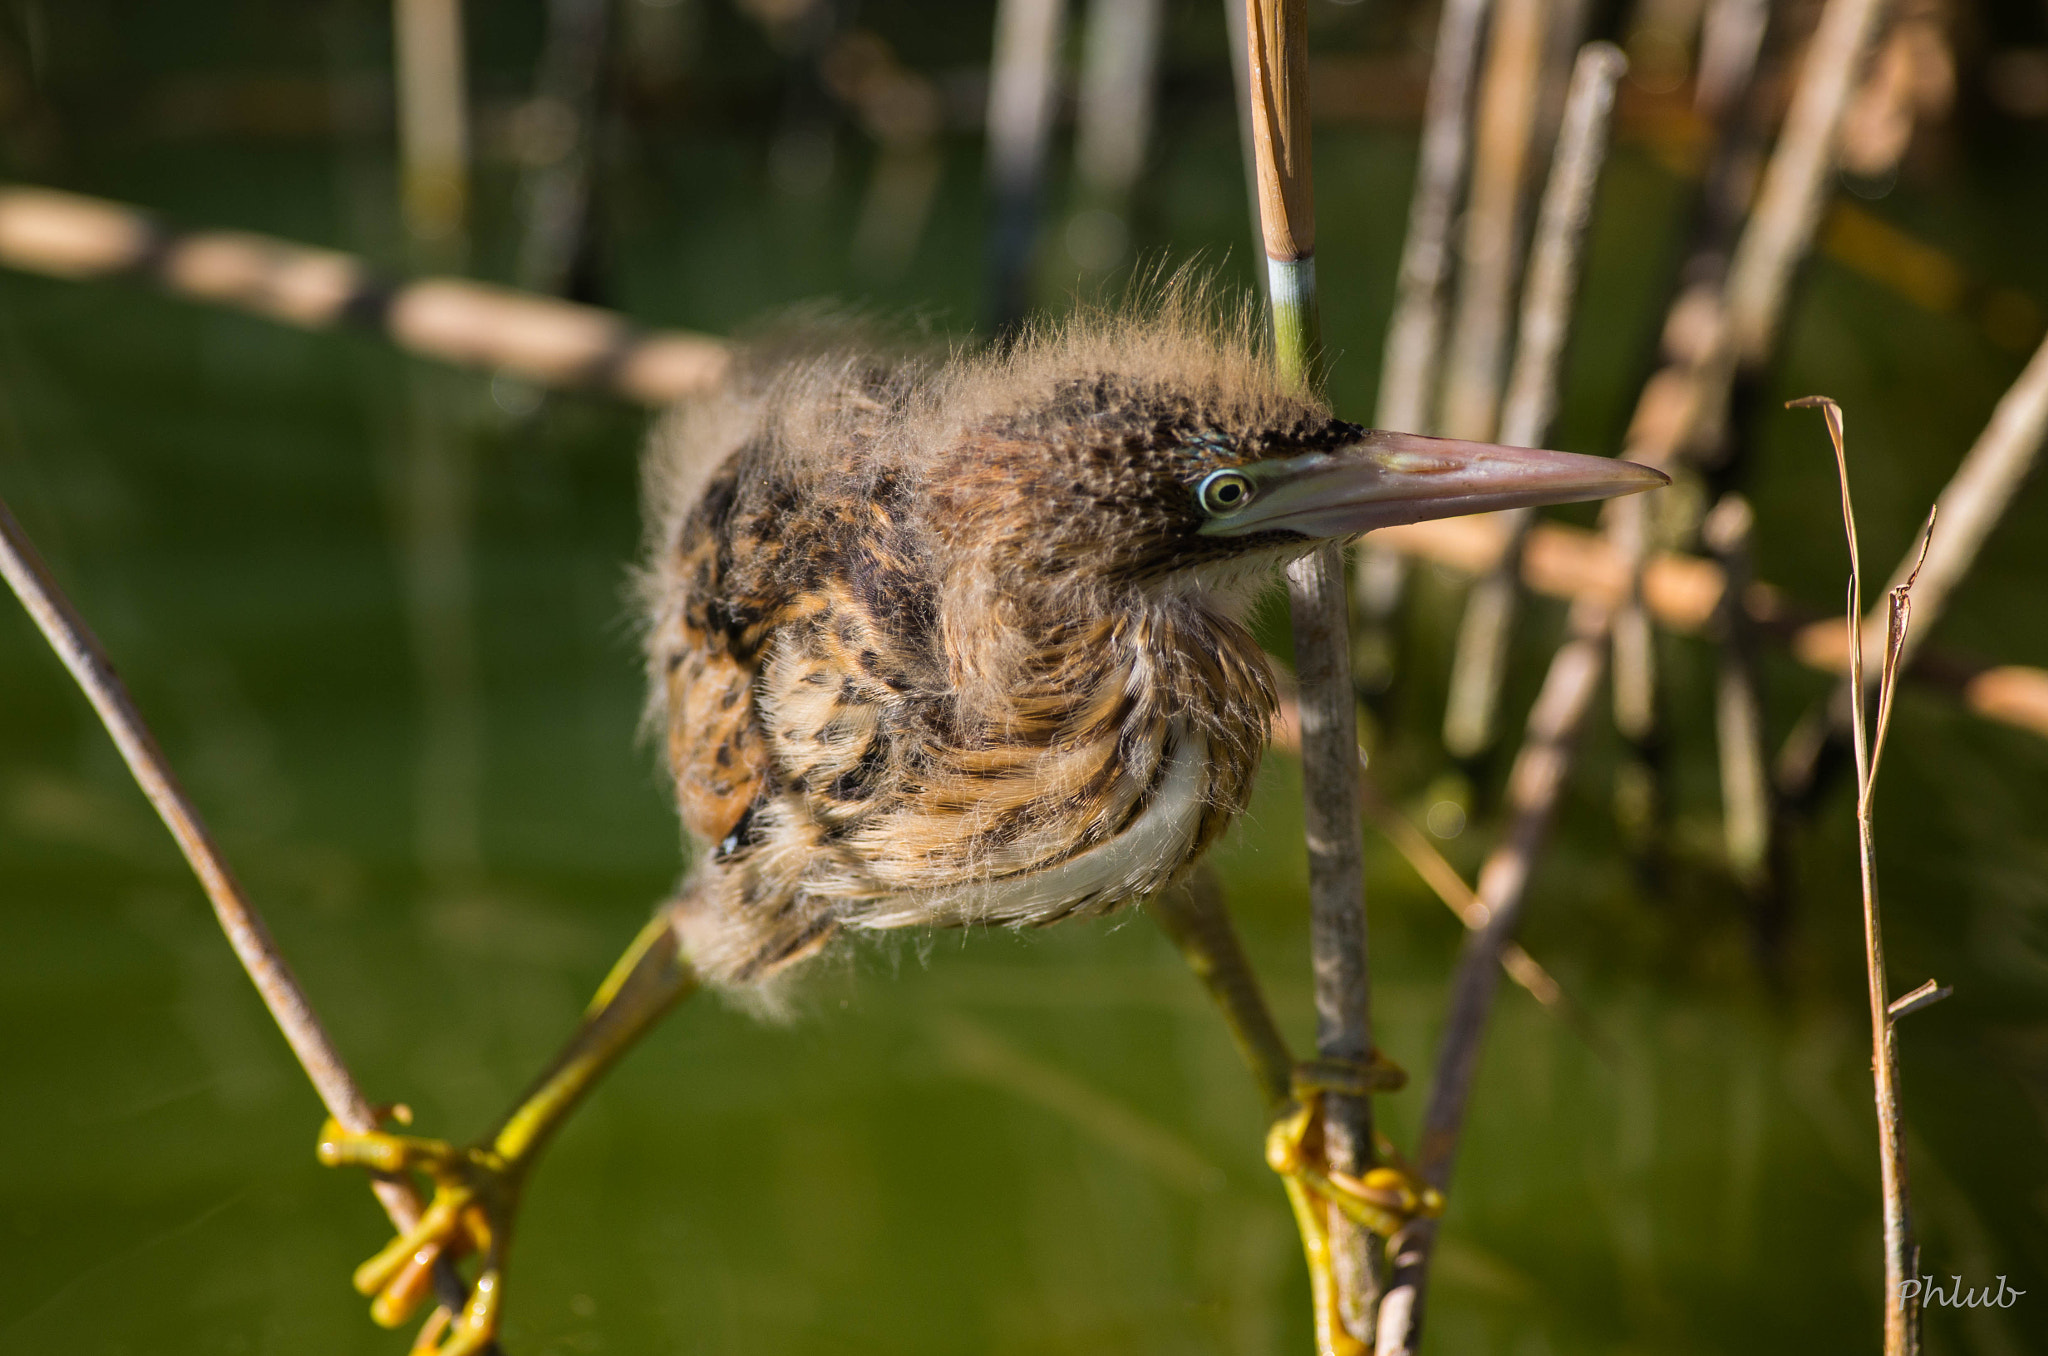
top-left (941, 573), bottom-right (1277, 769)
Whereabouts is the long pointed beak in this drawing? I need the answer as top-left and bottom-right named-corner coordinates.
top-left (1198, 430), bottom-right (1668, 539)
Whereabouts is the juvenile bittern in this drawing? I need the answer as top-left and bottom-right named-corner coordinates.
top-left (320, 300), bottom-right (1663, 1354)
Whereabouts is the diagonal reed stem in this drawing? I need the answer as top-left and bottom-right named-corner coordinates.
top-left (0, 492), bottom-right (490, 1340)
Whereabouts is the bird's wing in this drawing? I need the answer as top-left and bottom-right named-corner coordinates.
top-left (651, 461), bottom-right (779, 850)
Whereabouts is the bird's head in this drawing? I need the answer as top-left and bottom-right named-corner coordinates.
top-left (924, 364), bottom-right (1666, 607)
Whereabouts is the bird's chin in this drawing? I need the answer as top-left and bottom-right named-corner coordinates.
top-left (1159, 543), bottom-right (1311, 620)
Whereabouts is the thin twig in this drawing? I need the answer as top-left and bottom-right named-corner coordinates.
top-left (0, 185), bottom-right (729, 403)
top-left (1779, 325), bottom-right (2048, 809)
top-left (0, 497), bottom-right (452, 1278)
top-left (1354, 753), bottom-right (1610, 1059)
top-left (1794, 325), bottom-right (2048, 681)
top-left (1243, 0), bottom-right (1382, 1341)
top-left (1442, 43), bottom-right (1626, 757)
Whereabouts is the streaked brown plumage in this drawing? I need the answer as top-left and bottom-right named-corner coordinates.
top-left (642, 304), bottom-right (1300, 984)
top-left (636, 297), bottom-right (1664, 988)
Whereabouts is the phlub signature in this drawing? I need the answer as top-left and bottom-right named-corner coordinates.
top-left (1900, 1276), bottom-right (2026, 1309)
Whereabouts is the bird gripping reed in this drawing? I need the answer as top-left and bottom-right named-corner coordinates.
top-left (1243, 0), bottom-right (1379, 1341)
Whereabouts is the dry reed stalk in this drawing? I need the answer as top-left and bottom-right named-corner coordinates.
top-left (1242, 0), bottom-right (1385, 1340)
top-left (1357, 0), bottom-right (1494, 686)
top-left (1793, 327), bottom-right (2048, 679)
top-left (1442, 43), bottom-right (1626, 758)
top-left (1380, 0), bottom-right (1891, 1341)
top-left (985, 0), bottom-right (1068, 331)
top-left (1778, 324), bottom-right (2048, 807)
top-left (1439, 0), bottom-right (1551, 443)
top-left (394, 0), bottom-right (471, 251)
top-left (1071, 0), bottom-right (1164, 262)
top-left (0, 494), bottom-right (487, 1324)
top-left (513, 0), bottom-right (610, 297)
top-left (1702, 494), bottom-right (1772, 890)
top-left (1789, 395), bottom-right (1945, 1356)
top-left (1378, 0), bottom-right (1492, 435)
top-left (0, 186), bottom-right (730, 402)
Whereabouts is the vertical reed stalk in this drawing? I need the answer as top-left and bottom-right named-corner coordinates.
top-left (1440, 0), bottom-right (1549, 442)
top-left (1789, 395), bottom-right (1942, 1356)
top-left (1359, 0), bottom-right (1492, 693)
top-left (986, 0), bottom-right (1069, 332)
top-left (1441, 43), bottom-right (1626, 757)
top-left (394, 0), bottom-right (471, 252)
top-left (1243, 0), bottom-right (1379, 1340)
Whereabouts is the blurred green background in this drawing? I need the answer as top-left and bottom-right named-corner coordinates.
top-left (2, 1), bottom-right (2047, 1353)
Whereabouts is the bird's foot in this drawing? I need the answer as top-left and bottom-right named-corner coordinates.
top-left (317, 1109), bottom-right (524, 1356)
top-left (1266, 1055), bottom-right (1443, 1239)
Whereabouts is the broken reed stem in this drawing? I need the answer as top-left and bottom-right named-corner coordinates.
top-left (1442, 42), bottom-right (1626, 758)
top-left (1790, 396), bottom-right (1941, 1356)
top-left (1243, 0), bottom-right (1383, 1341)
top-left (1354, 752), bottom-right (1607, 1057)
top-left (1808, 326), bottom-right (2048, 680)
top-left (0, 498), bottom-right (438, 1258)
top-left (1777, 326), bottom-right (2048, 808)
top-left (0, 186), bottom-right (729, 404)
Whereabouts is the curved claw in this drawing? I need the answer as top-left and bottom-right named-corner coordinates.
top-left (317, 1117), bottom-right (520, 1356)
top-left (1263, 1066), bottom-right (1443, 1241)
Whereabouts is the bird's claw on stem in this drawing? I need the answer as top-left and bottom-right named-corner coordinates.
top-left (1266, 1056), bottom-right (1443, 1239)
top-left (317, 1114), bottom-right (522, 1356)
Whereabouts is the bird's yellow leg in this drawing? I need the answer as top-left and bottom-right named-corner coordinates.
top-left (318, 914), bottom-right (697, 1356)
top-left (1145, 873), bottom-right (1441, 1355)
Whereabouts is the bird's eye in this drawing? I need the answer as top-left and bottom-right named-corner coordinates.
top-left (1196, 469), bottom-right (1256, 517)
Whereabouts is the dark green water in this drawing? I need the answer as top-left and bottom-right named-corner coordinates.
top-left (2, 4), bottom-right (2047, 1354)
